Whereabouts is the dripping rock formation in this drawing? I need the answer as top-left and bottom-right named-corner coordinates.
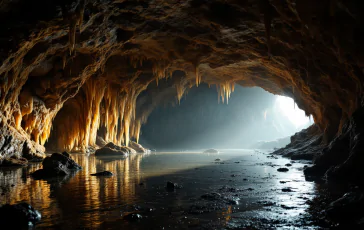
top-left (0, 0), bottom-right (364, 183)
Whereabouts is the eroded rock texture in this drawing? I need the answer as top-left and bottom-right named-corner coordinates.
top-left (1, 0), bottom-right (364, 172)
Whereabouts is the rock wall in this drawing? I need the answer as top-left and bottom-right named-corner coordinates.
top-left (1, 0), bottom-right (364, 164)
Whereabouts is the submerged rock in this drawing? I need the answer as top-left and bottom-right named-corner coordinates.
top-left (124, 213), bottom-right (143, 221)
top-left (31, 152), bottom-right (82, 179)
top-left (91, 171), bottom-right (113, 176)
top-left (277, 168), bottom-right (289, 172)
top-left (0, 203), bottom-right (41, 228)
top-left (203, 149), bottom-right (219, 154)
top-left (201, 193), bottom-right (222, 201)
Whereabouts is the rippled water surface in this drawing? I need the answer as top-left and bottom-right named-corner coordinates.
top-left (0, 150), bottom-right (320, 229)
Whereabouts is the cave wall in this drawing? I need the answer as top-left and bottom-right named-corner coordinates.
top-left (1, 0), bottom-right (364, 161)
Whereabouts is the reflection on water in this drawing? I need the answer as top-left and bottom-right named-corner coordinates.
top-left (0, 153), bottom-right (147, 229)
top-left (0, 150), bottom-right (320, 229)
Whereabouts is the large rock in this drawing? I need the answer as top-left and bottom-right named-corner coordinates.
top-left (0, 119), bottom-right (45, 165)
top-left (129, 141), bottom-right (148, 153)
top-left (325, 192), bottom-right (364, 221)
top-left (31, 152), bottom-right (81, 179)
top-left (95, 142), bottom-right (135, 156)
top-left (304, 106), bottom-right (364, 182)
top-left (96, 136), bottom-right (107, 147)
top-left (0, 203), bottom-right (41, 229)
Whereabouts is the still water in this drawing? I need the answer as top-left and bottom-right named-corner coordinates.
top-left (0, 150), bottom-right (320, 229)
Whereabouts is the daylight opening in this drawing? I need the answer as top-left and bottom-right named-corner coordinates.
top-left (139, 84), bottom-right (314, 151)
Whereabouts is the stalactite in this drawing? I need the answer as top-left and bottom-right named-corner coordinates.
top-left (216, 81), bottom-right (234, 104)
top-left (195, 65), bottom-right (201, 86)
top-left (176, 83), bottom-right (185, 104)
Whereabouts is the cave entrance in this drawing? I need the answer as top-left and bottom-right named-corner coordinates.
top-left (139, 83), bottom-right (313, 151)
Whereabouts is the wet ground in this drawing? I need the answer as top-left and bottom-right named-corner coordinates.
top-left (0, 150), bottom-right (322, 229)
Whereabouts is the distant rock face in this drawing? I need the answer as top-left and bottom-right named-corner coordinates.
top-left (0, 202), bottom-right (41, 228)
top-left (31, 152), bottom-right (81, 179)
top-left (274, 125), bottom-right (323, 160)
top-left (252, 136), bottom-right (291, 150)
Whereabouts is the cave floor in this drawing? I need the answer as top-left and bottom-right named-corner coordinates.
top-left (0, 150), bottom-right (324, 229)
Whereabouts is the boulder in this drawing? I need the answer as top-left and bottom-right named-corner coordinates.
top-left (95, 147), bottom-right (129, 157)
top-left (95, 142), bottom-right (136, 156)
top-left (31, 152), bottom-right (81, 179)
top-left (96, 136), bottom-right (107, 147)
top-left (129, 141), bottom-right (148, 153)
top-left (0, 203), bottom-right (41, 228)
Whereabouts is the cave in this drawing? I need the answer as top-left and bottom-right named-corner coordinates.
top-left (1, 0), bottom-right (364, 229)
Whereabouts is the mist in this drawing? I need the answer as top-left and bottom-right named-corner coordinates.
top-left (139, 84), bottom-right (313, 151)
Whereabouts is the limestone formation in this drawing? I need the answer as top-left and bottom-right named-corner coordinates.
top-left (0, 0), bottom-right (364, 181)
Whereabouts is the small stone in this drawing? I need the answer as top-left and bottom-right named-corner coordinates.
top-left (282, 188), bottom-right (293, 192)
top-left (226, 198), bottom-right (239, 205)
top-left (277, 168), bottom-right (289, 172)
top-left (124, 213), bottom-right (143, 221)
top-left (215, 158), bottom-right (221, 161)
top-left (201, 192), bottom-right (222, 201)
top-left (285, 163), bottom-right (292, 167)
top-left (166, 181), bottom-right (182, 190)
